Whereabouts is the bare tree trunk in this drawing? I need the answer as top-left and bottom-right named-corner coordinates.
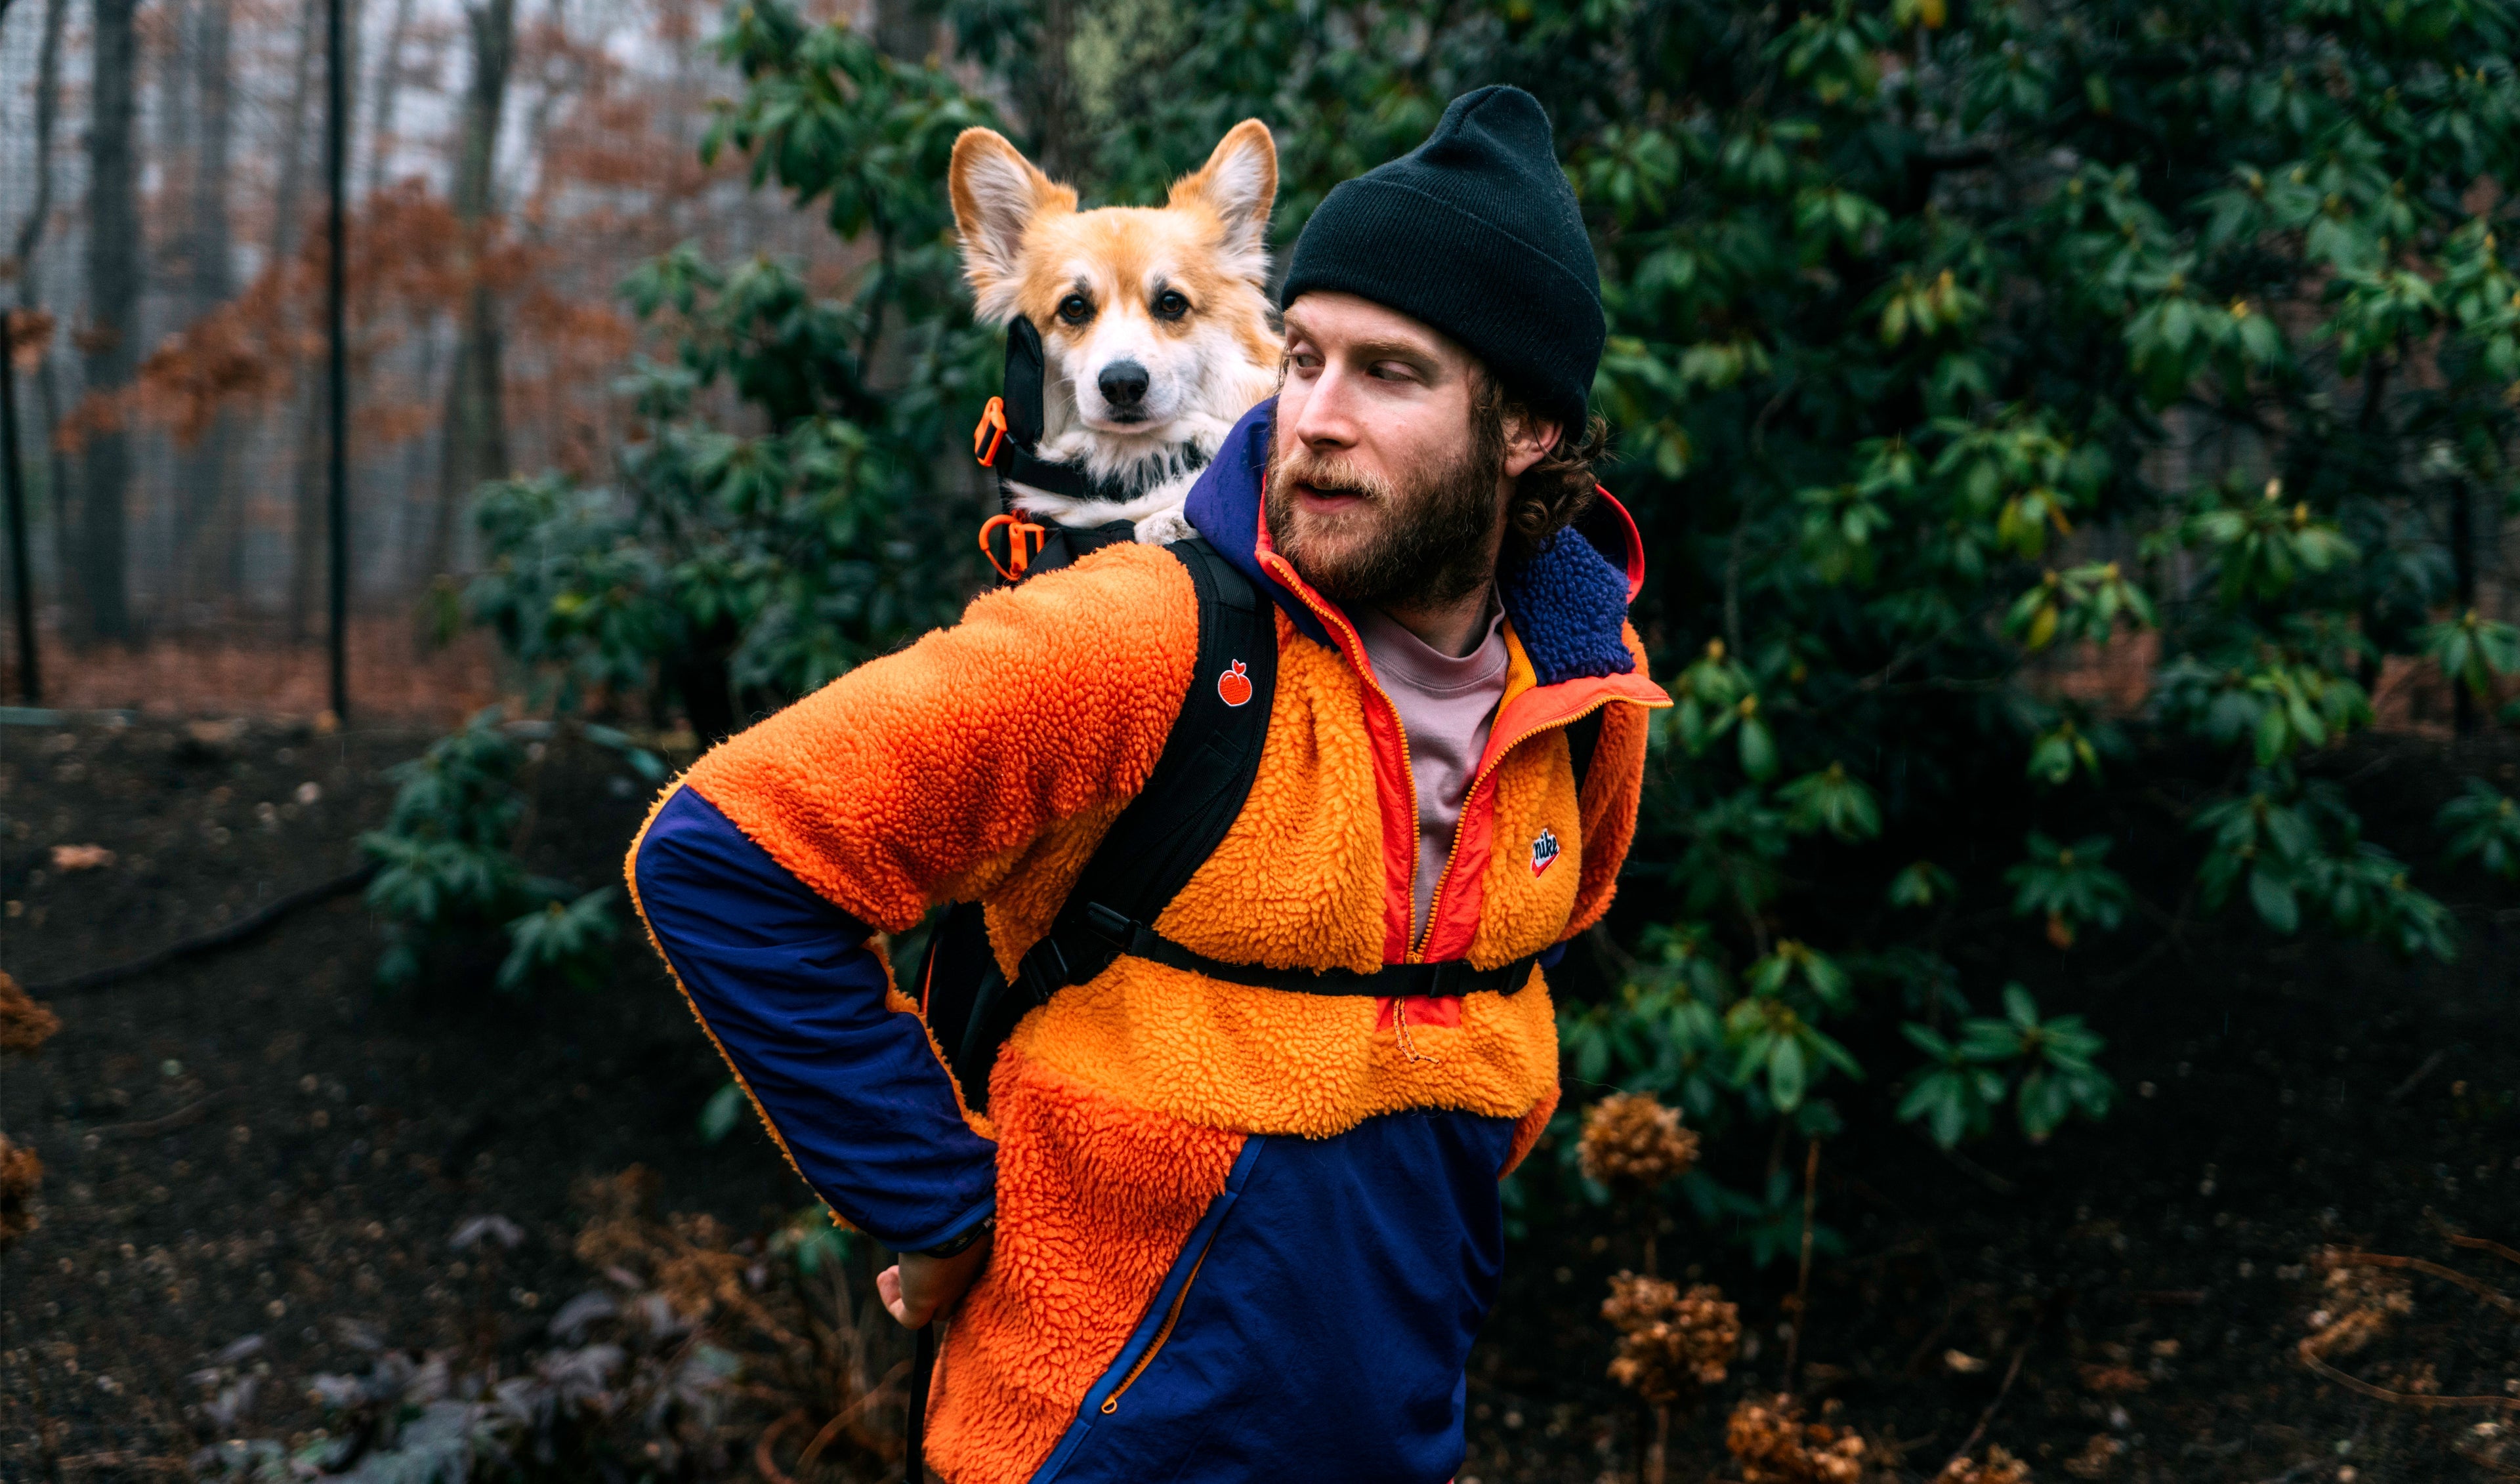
top-left (270, 0), bottom-right (320, 264)
top-left (425, 0), bottom-right (515, 583)
top-left (872, 0), bottom-right (931, 62)
top-left (364, 0), bottom-right (417, 200)
top-left (78, 0), bottom-right (144, 644)
top-left (10, 0), bottom-right (72, 603)
top-left (175, 0), bottom-right (240, 624)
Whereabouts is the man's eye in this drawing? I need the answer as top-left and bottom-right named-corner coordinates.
top-left (1057, 295), bottom-right (1094, 323)
top-left (1154, 289), bottom-right (1190, 319)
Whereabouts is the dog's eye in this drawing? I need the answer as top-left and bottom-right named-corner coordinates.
top-left (1057, 294), bottom-right (1094, 324)
top-left (1154, 289), bottom-right (1190, 320)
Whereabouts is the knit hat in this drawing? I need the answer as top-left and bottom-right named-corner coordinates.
top-left (1280, 85), bottom-right (1603, 431)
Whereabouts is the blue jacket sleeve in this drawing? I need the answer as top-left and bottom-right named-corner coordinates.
top-left (631, 784), bottom-right (997, 1250)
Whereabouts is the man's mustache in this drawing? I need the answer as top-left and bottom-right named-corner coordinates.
top-left (1274, 451), bottom-right (1398, 505)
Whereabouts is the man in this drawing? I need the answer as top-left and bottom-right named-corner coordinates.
top-left (629, 85), bottom-right (1668, 1482)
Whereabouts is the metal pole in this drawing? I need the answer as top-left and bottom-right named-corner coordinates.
top-left (324, 0), bottom-right (349, 722)
top-left (0, 312), bottom-right (39, 703)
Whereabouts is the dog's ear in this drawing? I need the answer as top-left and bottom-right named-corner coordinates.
top-left (950, 129), bottom-right (1071, 319)
top-left (1170, 119), bottom-right (1277, 284)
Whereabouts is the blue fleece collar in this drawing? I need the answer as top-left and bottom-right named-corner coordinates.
top-left (1183, 399), bottom-right (1638, 686)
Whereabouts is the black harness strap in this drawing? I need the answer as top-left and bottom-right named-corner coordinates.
top-left (1074, 901), bottom-right (1543, 997)
top-left (945, 535), bottom-right (1276, 1107)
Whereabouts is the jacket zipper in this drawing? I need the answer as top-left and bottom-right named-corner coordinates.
top-left (1098, 1243), bottom-right (1215, 1414)
top-left (1413, 695), bottom-right (1624, 959)
top-left (1263, 551), bottom-right (1426, 957)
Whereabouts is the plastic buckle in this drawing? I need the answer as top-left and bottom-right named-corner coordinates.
top-left (973, 396), bottom-right (1009, 467)
top-left (1082, 901), bottom-right (1134, 947)
top-left (1018, 939), bottom-right (1066, 1006)
top-left (978, 513), bottom-right (1047, 583)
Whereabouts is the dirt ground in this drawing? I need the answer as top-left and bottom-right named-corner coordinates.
top-left (2, 714), bottom-right (2515, 1483)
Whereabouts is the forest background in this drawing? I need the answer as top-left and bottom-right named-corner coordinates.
top-left (8, 0), bottom-right (2520, 1477)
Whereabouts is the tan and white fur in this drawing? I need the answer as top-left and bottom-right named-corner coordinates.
top-left (950, 120), bottom-right (1282, 545)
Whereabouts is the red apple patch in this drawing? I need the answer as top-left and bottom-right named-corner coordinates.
top-left (1217, 659), bottom-right (1253, 708)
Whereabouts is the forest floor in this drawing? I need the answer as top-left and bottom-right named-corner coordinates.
top-left (1, 712), bottom-right (2515, 1484)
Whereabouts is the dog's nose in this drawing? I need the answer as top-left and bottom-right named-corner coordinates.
top-left (1098, 360), bottom-right (1150, 409)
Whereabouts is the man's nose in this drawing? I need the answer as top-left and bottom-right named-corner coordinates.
top-left (1288, 365), bottom-right (1359, 450)
top-left (1098, 360), bottom-right (1150, 409)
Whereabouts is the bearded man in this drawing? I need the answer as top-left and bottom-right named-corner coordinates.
top-left (629, 85), bottom-right (1668, 1482)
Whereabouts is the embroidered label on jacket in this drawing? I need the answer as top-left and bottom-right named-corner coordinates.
top-left (1217, 659), bottom-right (1254, 707)
top-left (1530, 826), bottom-right (1561, 877)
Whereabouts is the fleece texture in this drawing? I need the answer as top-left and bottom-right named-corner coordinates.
top-left (628, 401), bottom-right (1669, 1483)
top-left (928, 1045), bottom-right (1244, 1484)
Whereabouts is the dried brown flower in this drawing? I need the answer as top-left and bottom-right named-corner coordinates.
top-left (1936, 1445), bottom-right (2031, 1484)
top-left (2301, 1248), bottom-right (2415, 1360)
top-left (0, 1133), bottom-right (42, 1248)
top-left (1725, 1393), bottom-right (1878, 1483)
top-left (0, 975), bottom-right (60, 1058)
top-left (1603, 1273), bottom-right (1740, 1405)
top-left (2060, 1433), bottom-right (2123, 1479)
top-left (1578, 1090), bottom-right (1700, 1190)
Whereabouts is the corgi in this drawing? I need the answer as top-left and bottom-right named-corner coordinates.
top-left (950, 119), bottom-right (1281, 546)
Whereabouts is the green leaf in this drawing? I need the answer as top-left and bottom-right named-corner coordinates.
top-left (699, 1080), bottom-right (747, 1145)
top-left (1769, 1036), bottom-right (1809, 1111)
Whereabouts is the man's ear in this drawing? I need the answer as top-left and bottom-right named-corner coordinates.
top-left (950, 129), bottom-right (1074, 321)
top-left (1169, 119), bottom-right (1277, 285)
top-left (1502, 414), bottom-right (1563, 480)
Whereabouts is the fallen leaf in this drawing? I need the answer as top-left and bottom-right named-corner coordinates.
top-left (1945, 1348), bottom-right (1988, 1374)
top-left (50, 844), bottom-right (116, 872)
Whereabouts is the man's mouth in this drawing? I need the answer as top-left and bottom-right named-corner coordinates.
top-left (1294, 480), bottom-right (1370, 510)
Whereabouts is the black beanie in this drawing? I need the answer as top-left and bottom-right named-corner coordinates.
top-left (1280, 85), bottom-right (1603, 431)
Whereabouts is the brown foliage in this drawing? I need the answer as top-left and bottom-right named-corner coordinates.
top-left (57, 181), bottom-right (542, 452)
top-left (1603, 1273), bottom-right (1740, 1405)
top-left (1724, 1393), bottom-right (1883, 1483)
top-left (1578, 1090), bottom-right (1700, 1191)
top-left (0, 1132), bottom-right (41, 1248)
top-left (5, 309), bottom-right (53, 371)
top-left (0, 973), bottom-right (61, 1056)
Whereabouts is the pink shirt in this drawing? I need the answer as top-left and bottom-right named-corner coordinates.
top-left (1353, 598), bottom-right (1511, 945)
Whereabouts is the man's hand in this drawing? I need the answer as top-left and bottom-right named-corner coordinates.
top-left (879, 1232), bottom-right (993, 1329)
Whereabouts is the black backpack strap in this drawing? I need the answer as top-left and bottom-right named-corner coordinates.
top-left (1075, 902), bottom-right (1542, 997)
top-left (945, 536), bottom-right (1275, 1108)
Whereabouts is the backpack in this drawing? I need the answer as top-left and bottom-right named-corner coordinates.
top-left (914, 532), bottom-right (1279, 1113)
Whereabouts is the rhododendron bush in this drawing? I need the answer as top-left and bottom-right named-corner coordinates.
top-left (386, 0), bottom-right (2520, 1259)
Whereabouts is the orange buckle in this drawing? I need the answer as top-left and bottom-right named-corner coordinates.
top-left (973, 396), bottom-right (1009, 468)
top-left (979, 512), bottom-right (1047, 583)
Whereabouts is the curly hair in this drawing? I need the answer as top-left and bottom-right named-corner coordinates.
top-left (1471, 369), bottom-right (1610, 569)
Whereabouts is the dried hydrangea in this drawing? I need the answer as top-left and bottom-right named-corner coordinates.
top-left (2302, 1248), bottom-right (2415, 1361)
top-left (1578, 1090), bottom-right (1700, 1190)
top-left (1603, 1273), bottom-right (1740, 1405)
top-left (0, 974), bottom-right (60, 1058)
top-left (1725, 1393), bottom-right (1877, 1483)
top-left (1936, 1446), bottom-right (2030, 1484)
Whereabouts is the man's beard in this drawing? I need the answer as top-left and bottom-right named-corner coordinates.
top-left (1263, 421), bottom-right (1505, 613)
